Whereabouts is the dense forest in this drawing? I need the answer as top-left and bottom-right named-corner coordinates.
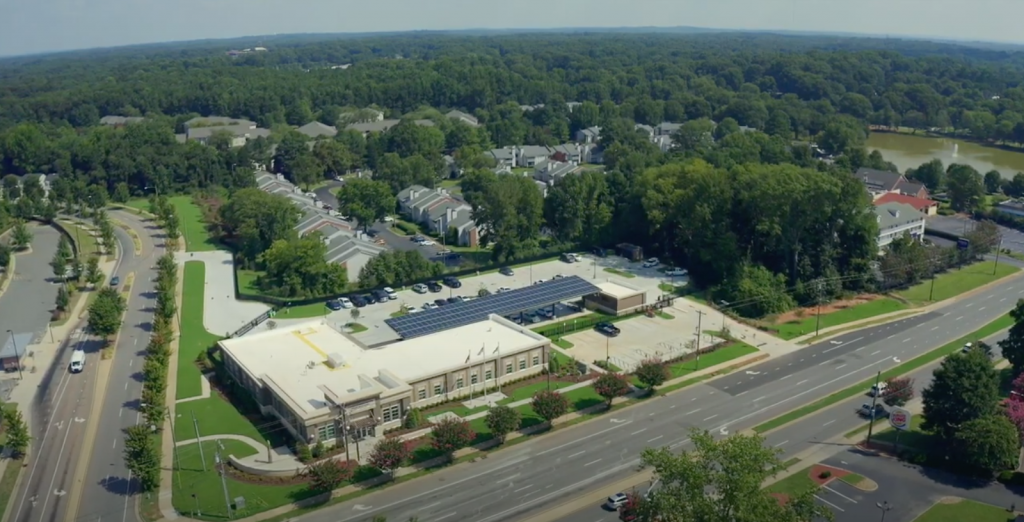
top-left (0, 32), bottom-right (1018, 311)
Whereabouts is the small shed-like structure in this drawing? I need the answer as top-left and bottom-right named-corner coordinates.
top-left (0, 332), bottom-right (33, 373)
top-left (585, 281), bottom-right (647, 316)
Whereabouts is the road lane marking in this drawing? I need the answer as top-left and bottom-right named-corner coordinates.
top-left (965, 303), bottom-right (974, 308)
top-left (870, 350), bottom-right (881, 355)
top-left (496, 473), bottom-right (520, 483)
top-left (39, 413), bottom-right (77, 520)
top-left (703, 414), bottom-right (718, 422)
top-left (930, 326), bottom-right (938, 331)
top-left (434, 513), bottom-right (457, 521)
top-left (584, 459), bottom-right (602, 467)
top-left (902, 338), bottom-right (910, 343)
top-left (647, 435), bottom-right (664, 443)
top-left (835, 364), bottom-right (847, 370)
top-left (113, 439), bottom-right (118, 449)
top-left (514, 485), bottom-right (534, 493)
top-left (823, 420), bottom-right (835, 426)
top-left (979, 306), bottom-right (987, 311)
top-left (774, 440), bottom-right (788, 447)
top-left (823, 485), bottom-right (858, 503)
top-left (956, 316), bottom-right (964, 321)
top-left (780, 374), bottom-right (792, 380)
top-left (686, 409), bottom-right (702, 415)
top-left (1001, 298), bottom-right (1008, 302)
top-left (824, 337), bottom-right (861, 353)
top-left (538, 421), bottom-right (632, 455)
top-left (754, 396), bottom-right (765, 402)
top-left (631, 429), bottom-right (647, 435)
top-left (568, 451), bottom-right (586, 459)
top-left (796, 380), bottom-right (808, 386)
top-left (815, 495), bottom-right (844, 512)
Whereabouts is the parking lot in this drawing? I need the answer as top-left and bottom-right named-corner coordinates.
top-left (319, 253), bottom-right (689, 345)
top-left (927, 214), bottom-right (1024, 254)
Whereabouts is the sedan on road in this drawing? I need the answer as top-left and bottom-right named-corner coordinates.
top-left (595, 321), bottom-right (621, 337)
top-left (109, 276), bottom-right (121, 287)
top-left (604, 493), bottom-right (629, 511)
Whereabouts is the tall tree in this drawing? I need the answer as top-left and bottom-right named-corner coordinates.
top-left (638, 429), bottom-right (833, 522)
top-left (543, 171), bottom-right (613, 247)
top-left (430, 417), bottom-right (474, 462)
top-left (257, 234), bottom-right (347, 298)
top-left (219, 188), bottom-right (301, 263)
top-left (945, 163), bottom-right (986, 212)
top-left (483, 405), bottom-right (521, 445)
top-left (954, 415), bottom-right (1020, 476)
top-left (922, 348), bottom-right (1000, 442)
top-left (123, 424), bottom-right (160, 492)
top-left (335, 178), bottom-right (396, 231)
top-left (88, 286), bottom-right (127, 338)
top-left (10, 220), bottom-right (32, 250)
top-left (1000, 299), bottom-right (1024, 376)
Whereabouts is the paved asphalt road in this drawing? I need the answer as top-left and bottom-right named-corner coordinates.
top-left (285, 274), bottom-right (1024, 522)
top-left (72, 210), bottom-right (162, 522)
top-left (927, 214), bottom-right (1024, 254)
top-left (551, 331), bottom-right (1012, 522)
top-left (0, 223), bottom-right (63, 358)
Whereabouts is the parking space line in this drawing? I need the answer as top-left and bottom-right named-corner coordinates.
top-left (823, 485), bottom-right (858, 503)
top-left (814, 495), bottom-right (844, 512)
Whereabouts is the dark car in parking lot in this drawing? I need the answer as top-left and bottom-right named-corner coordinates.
top-left (435, 298), bottom-right (449, 307)
top-left (371, 289), bottom-right (390, 302)
top-left (427, 281), bottom-right (443, 292)
top-left (447, 296), bottom-right (463, 304)
top-left (326, 299), bottom-right (343, 311)
top-left (592, 247), bottom-right (607, 257)
top-left (499, 266), bottom-right (514, 276)
top-left (443, 276), bottom-right (462, 288)
top-left (361, 293), bottom-right (377, 305)
top-left (350, 295), bottom-right (368, 307)
top-left (595, 322), bottom-right (621, 337)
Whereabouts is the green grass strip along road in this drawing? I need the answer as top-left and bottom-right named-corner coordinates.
top-left (753, 312), bottom-right (1014, 433)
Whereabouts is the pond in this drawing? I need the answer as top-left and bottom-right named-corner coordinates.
top-left (866, 132), bottom-right (1024, 179)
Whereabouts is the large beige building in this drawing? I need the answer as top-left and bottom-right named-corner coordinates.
top-left (219, 316), bottom-right (551, 446)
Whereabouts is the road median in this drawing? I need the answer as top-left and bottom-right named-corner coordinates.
top-left (753, 313), bottom-right (1014, 434)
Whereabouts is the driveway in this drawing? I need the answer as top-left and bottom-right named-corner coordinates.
top-left (566, 309), bottom-right (721, 371)
top-left (820, 448), bottom-right (1024, 522)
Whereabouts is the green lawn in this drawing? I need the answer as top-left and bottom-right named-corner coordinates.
top-left (501, 381), bottom-right (580, 403)
top-left (603, 267), bottom-right (636, 278)
top-left (872, 414), bottom-right (936, 449)
top-left (60, 220), bottom-right (102, 257)
top-left (753, 312), bottom-right (1015, 433)
top-left (122, 198), bottom-right (151, 213)
top-left (664, 342), bottom-right (758, 380)
top-left (898, 261), bottom-right (1019, 305)
top-left (764, 469), bottom-right (817, 496)
top-left (171, 438), bottom-right (314, 519)
top-left (912, 499), bottom-right (1017, 522)
top-left (169, 196), bottom-right (218, 252)
top-left (770, 298), bottom-right (906, 340)
top-left (839, 472), bottom-right (864, 486)
top-left (178, 262), bottom-right (224, 399)
top-left (173, 395), bottom-right (289, 447)
top-left (0, 457), bottom-right (23, 520)
top-left (552, 338), bottom-right (574, 349)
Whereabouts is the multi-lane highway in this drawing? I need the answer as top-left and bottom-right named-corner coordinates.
top-left (8, 210), bottom-right (159, 522)
top-left (284, 273), bottom-right (1022, 522)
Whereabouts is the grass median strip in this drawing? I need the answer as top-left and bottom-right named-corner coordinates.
top-left (753, 313), bottom-right (1014, 434)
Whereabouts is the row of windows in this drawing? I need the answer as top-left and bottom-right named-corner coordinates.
top-left (382, 404), bottom-right (401, 423)
top-left (418, 355), bottom-right (542, 400)
top-left (317, 423), bottom-right (336, 440)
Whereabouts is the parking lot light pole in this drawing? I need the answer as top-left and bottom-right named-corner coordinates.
top-left (876, 501), bottom-right (893, 522)
top-left (6, 329), bottom-right (23, 379)
top-left (866, 370), bottom-right (882, 447)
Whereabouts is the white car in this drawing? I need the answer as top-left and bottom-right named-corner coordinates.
top-left (424, 302), bottom-right (440, 310)
top-left (383, 287), bottom-right (398, 300)
top-left (412, 283), bottom-right (428, 294)
top-left (534, 278), bottom-right (547, 285)
top-left (383, 216), bottom-right (394, 222)
top-left (553, 274), bottom-right (565, 280)
top-left (497, 286), bottom-right (512, 293)
top-left (665, 267), bottom-right (688, 276)
top-left (418, 239), bottom-right (435, 246)
top-left (337, 297), bottom-right (354, 309)
top-left (642, 257), bottom-right (660, 268)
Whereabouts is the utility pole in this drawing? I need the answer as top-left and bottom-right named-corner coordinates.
top-left (814, 279), bottom-right (825, 338)
top-left (694, 310), bottom-right (705, 370)
top-left (545, 343), bottom-right (551, 391)
top-left (191, 409), bottom-right (207, 472)
top-left (6, 330), bottom-right (23, 380)
top-left (215, 442), bottom-right (233, 519)
top-left (994, 238), bottom-right (1003, 275)
top-left (865, 370), bottom-right (882, 447)
top-left (166, 410), bottom-right (182, 488)
top-left (340, 406), bottom-right (351, 463)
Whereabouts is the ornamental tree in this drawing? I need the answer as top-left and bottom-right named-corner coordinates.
top-left (955, 414), bottom-right (1020, 476)
top-left (634, 359), bottom-right (670, 392)
top-left (123, 424), bottom-right (160, 492)
top-left (430, 417), bottom-right (474, 462)
top-left (1, 407), bottom-right (30, 459)
top-left (305, 458), bottom-right (356, 492)
top-left (532, 390), bottom-right (569, 427)
top-left (593, 373), bottom-right (631, 407)
top-left (484, 405), bottom-right (522, 445)
top-left (1004, 399), bottom-right (1024, 443)
top-left (369, 437), bottom-right (412, 480)
top-left (881, 376), bottom-right (915, 407)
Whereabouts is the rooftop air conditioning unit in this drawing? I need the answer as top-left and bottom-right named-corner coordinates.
top-left (307, 361), bottom-right (317, 369)
top-left (326, 353), bottom-right (346, 369)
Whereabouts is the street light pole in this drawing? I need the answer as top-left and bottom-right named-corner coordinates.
top-left (876, 501), bottom-right (893, 522)
top-left (866, 370), bottom-right (882, 447)
top-left (6, 329), bottom-right (22, 380)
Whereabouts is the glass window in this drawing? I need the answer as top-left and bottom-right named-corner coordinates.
top-left (519, 359), bottom-right (527, 370)
top-left (383, 404), bottom-right (400, 423)
top-left (418, 388), bottom-right (426, 400)
top-left (505, 363), bottom-right (513, 375)
top-left (318, 423), bottom-right (336, 440)
top-left (455, 377), bottom-right (464, 389)
top-left (471, 374), bottom-right (479, 384)
top-left (485, 369), bottom-right (493, 381)
top-left (532, 356), bottom-right (540, 367)
top-left (433, 383), bottom-right (443, 396)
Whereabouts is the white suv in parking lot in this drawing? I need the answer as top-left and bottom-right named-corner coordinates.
top-left (642, 257), bottom-right (660, 268)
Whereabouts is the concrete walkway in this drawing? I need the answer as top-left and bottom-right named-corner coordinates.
top-left (177, 251), bottom-right (269, 337)
top-left (175, 434), bottom-right (305, 474)
top-left (175, 372), bottom-right (212, 404)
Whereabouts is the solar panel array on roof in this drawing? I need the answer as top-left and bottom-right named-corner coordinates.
top-left (385, 275), bottom-right (602, 339)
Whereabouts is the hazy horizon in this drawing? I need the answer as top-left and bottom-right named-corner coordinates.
top-left (2, 0), bottom-right (1021, 58)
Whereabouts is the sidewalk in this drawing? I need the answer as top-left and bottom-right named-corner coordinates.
top-left (671, 299), bottom-right (801, 358)
top-left (157, 261), bottom-right (185, 521)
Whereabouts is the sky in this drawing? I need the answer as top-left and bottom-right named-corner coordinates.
top-left (2, 0), bottom-right (1021, 57)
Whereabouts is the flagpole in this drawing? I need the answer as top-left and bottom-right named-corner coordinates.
top-left (496, 343), bottom-right (502, 395)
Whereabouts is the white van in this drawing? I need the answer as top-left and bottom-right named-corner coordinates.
top-left (69, 350), bottom-right (85, 373)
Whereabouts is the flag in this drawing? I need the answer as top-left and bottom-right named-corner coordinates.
top-left (492, 343), bottom-right (500, 354)
top-left (478, 345), bottom-right (485, 356)
top-left (465, 350), bottom-right (471, 364)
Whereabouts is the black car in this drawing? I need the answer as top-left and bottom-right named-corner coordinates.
top-left (427, 281), bottom-right (443, 293)
top-left (595, 322), bottom-right (621, 337)
top-left (447, 296), bottom-right (463, 304)
top-left (361, 293), bottom-right (377, 305)
top-left (371, 289), bottom-right (389, 302)
top-left (350, 295), bottom-right (368, 308)
top-left (591, 247), bottom-right (607, 257)
top-left (499, 266), bottom-right (514, 276)
top-left (435, 298), bottom-right (449, 307)
top-left (443, 276), bottom-right (462, 288)
top-left (326, 299), bottom-right (343, 311)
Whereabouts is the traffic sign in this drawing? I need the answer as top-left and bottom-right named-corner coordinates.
top-left (889, 407), bottom-right (912, 431)
top-left (957, 238), bottom-right (970, 251)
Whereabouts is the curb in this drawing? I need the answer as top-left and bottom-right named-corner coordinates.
top-left (0, 246), bottom-right (17, 299)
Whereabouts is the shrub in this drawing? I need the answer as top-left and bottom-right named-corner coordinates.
top-left (484, 405), bottom-right (522, 445)
top-left (431, 417), bottom-right (475, 462)
top-left (819, 470), bottom-right (831, 479)
top-left (297, 442), bottom-right (313, 462)
top-left (532, 390), bottom-right (569, 426)
top-left (368, 437), bottom-right (413, 480)
top-left (305, 458), bottom-right (356, 492)
top-left (593, 373), bottom-right (631, 406)
top-left (404, 408), bottom-right (423, 429)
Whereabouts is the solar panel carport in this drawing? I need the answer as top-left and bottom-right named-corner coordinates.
top-left (385, 276), bottom-right (601, 339)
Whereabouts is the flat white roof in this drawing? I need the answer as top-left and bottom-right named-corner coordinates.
top-left (221, 317), bottom-right (546, 418)
top-left (597, 281), bottom-right (643, 300)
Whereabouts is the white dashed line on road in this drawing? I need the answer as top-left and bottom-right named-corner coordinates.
top-left (870, 350), bottom-right (881, 355)
top-left (584, 459), bottom-right (602, 467)
top-left (835, 364), bottom-right (846, 370)
top-left (631, 429), bottom-right (647, 435)
top-left (647, 435), bottom-right (664, 443)
top-left (703, 414), bottom-right (719, 422)
top-left (797, 380), bottom-right (808, 386)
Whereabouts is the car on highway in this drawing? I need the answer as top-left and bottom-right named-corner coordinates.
top-left (664, 267), bottom-right (688, 276)
top-left (69, 350), bottom-right (85, 373)
top-left (443, 276), bottom-right (462, 288)
top-left (499, 266), bottom-right (515, 276)
top-left (412, 283), bottom-right (428, 294)
top-left (595, 322), bottom-right (621, 337)
top-left (642, 257), bottom-right (660, 268)
top-left (868, 382), bottom-right (888, 397)
top-left (860, 403), bottom-right (887, 419)
top-left (384, 287), bottom-right (398, 300)
top-left (604, 493), bottom-right (629, 511)
top-left (350, 294), bottom-right (368, 307)
top-left (434, 298), bottom-right (449, 307)
top-left (427, 281), bottom-right (443, 292)
top-left (109, 276), bottom-right (121, 287)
